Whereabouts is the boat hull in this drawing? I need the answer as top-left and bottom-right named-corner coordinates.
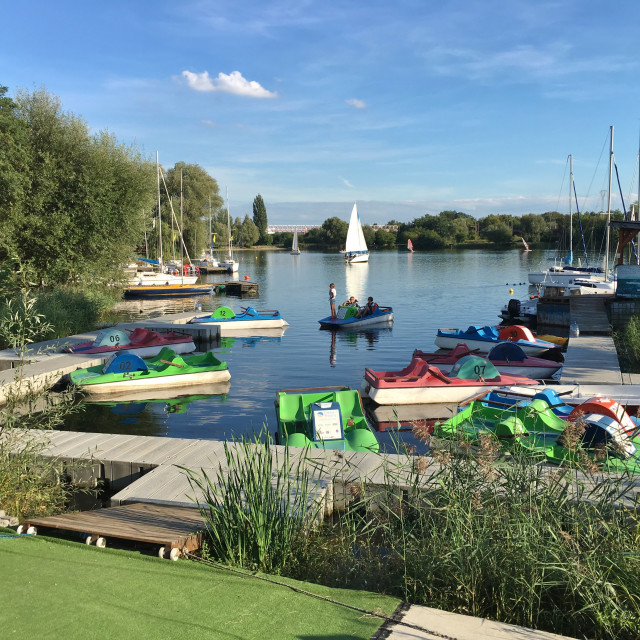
top-left (434, 335), bottom-right (554, 357)
top-left (123, 284), bottom-right (213, 298)
top-left (68, 341), bottom-right (196, 359)
top-left (77, 369), bottom-right (231, 395)
top-left (192, 318), bottom-right (289, 335)
top-left (319, 309), bottom-right (393, 329)
top-left (345, 252), bottom-right (369, 263)
top-left (362, 381), bottom-right (510, 406)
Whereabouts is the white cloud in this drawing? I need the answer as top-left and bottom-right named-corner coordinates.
top-left (340, 177), bottom-right (355, 188)
top-left (346, 98), bottom-right (366, 109)
top-left (182, 70), bottom-right (277, 98)
top-left (201, 119), bottom-right (217, 127)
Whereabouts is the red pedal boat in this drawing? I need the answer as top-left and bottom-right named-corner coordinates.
top-left (361, 354), bottom-right (538, 406)
top-left (64, 327), bottom-right (196, 358)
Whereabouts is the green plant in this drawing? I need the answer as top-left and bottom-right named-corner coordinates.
top-left (181, 430), bottom-right (325, 573)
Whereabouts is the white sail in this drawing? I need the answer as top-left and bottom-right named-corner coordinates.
top-left (344, 203), bottom-right (369, 263)
top-left (291, 228), bottom-right (300, 255)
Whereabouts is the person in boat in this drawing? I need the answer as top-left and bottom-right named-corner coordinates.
top-left (342, 296), bottom-right (358, 307)
top-left (356, 297), bottom-right (377, 318)
top-left (329, 283), bottom-right (337, 318)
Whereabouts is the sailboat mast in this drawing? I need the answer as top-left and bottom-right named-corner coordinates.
top-left (209, 196), bottom-right (213, 255)
top-left (569, 154), bottom-right (573, 262)
top-left (156, 151), bottom-right (163, 265)
top-left (180, 170), bottom-right (184, 281)
top-left (605, 125), bottom-right (613, 278)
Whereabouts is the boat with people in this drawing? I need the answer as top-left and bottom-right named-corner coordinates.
top-left (361, 355), bottom-right (538, 406)
top-left (67, 347), bottom-right (230, 395)
top-left (434, 324), bottom-right (561, 357)
top-left (63, 327), bottom-right (196, 358)
top-left (344, 203), bottom-right (369, 263)
top-left (413, 342), bottom-right (562, 380)
top-left (318, 301), bottom-right (393, 329)
top-left (189, 305), bottom-right (289, 335)
top-left (275, 386), bottom-right (379, 452)
top-left (433, 393), bottom-right (640, 474)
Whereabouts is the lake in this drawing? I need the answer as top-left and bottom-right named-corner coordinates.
top-left (62, 248), bottom-right (545, 451)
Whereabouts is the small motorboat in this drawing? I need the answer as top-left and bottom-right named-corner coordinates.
top-left (434, 324), bottom-right (561, 357)
top-left (433, 394), bottom-right (640, 474)
top-left (361, 355), bottom-right (538, 406)
top-left (318, 304), bottom-right (393, 329)
top-left (63, 327), bottom-right (196, 358)
top-left (413, 342), bottom-right (562, 380)
top-left (275, 386), bottom-right (379, 452)
top-left (189, 306), bottom-right (289, 336)
top-left (67, 347), bottom-right (230, 395)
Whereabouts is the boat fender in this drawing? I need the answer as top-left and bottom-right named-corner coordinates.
top-left (173, 270), bottom-right (178, 276)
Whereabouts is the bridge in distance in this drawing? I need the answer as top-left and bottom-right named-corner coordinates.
top-left (265, 224), bottom-right (321, 234)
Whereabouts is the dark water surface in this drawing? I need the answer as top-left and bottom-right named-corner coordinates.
top-left (63, 248), bottom-right (544, 450)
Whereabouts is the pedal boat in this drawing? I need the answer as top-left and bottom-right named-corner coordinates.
top-left (275, 386), bottom-right (379, 452)
top-left (434, 324), bottom-right (561, 357)
top-left (68, 347), bottom-right (230, 395)
top-left (361, 355), bottom-right (537, 406)
top-left (433, 394), bottom-right (640, 474)
top-left (63, 327), bottom-right (195, 358)
top-left (189, 305), bottom-right (289, 335)
top-left (318, 303), bottom-right (393, 329)
top-left (414, 342), bottom-right (562, 381)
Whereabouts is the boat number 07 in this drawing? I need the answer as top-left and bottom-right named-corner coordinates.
top-left (473, 364), bottom-right (485, 376)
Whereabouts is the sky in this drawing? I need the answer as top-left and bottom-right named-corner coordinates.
top-left (3, 0), bottom-right (640, 225)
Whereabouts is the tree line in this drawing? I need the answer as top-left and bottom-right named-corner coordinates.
top-left (1, 85), bottom-right (631, 292)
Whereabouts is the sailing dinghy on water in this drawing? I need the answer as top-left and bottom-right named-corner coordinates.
top-left (291, 228), bottom-right (301, 255)
top-left (344, 203), bottom-right (369, 263)
top-left (522, 238), bottom-right (531, 251)
top-left (407, 239), bottom-right (414, 253)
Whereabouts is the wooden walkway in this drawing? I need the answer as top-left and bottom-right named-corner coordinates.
top-left (569, 295), bottom-right (612, 333)
top-left (22, 502), bottom-right (204, 559)
top-left (560, 334), bottom-right (623, 384)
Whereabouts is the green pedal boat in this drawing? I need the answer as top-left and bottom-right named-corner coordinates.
top-left (433, 395), bottom-right (640, 474)
top-left (275, 386), bottom-right (379, 452)
top-left (69, 347), bottom-right (230, 395)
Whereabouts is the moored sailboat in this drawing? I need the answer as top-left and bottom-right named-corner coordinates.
top-left (219, 188), bottom-right (239, 273)
top-left (344, 203), bottom-right (369, 263)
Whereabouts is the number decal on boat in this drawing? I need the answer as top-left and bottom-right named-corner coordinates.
top-left (473, 364), bottom-right (485, 376)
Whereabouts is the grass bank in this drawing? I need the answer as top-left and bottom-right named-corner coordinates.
top-left (1, 529), bottom-right (398, 639)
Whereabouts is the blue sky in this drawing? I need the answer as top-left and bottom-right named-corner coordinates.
top-left (3, 0), bottom-right (640, 224)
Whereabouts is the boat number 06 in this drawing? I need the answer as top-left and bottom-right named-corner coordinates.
top-left (110, 335), bottom-right (121, 343)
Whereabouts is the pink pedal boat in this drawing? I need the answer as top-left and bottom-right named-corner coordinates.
top-left (64, 327), bottom-right (196, 358)
top-left (361, 354), bottom-right (538, 406)
top-left (413, 342), bottom-right (562, 381)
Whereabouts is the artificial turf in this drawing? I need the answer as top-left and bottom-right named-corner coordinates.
top-left (0, 528), bottom-right (399, 639)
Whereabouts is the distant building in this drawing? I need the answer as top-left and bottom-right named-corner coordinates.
top-left (266, 224), bottom-right (322, 235)
top-left (371, 224), bottom-right (398, 233)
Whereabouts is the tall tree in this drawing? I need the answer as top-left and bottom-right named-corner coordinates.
top-left (161, 162), bottom-right (222, 260)
top-left (8, 87), bottom-right (156, 286)
top-left (252, 194), bottom-right (269, 245)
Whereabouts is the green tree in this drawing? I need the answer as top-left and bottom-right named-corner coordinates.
top-left (322, 217), bottom-right (349, 247)
top-left (238, 215), bottom-right (259, 247)
top-left (362, 224), bottom-right (375, 248)
top-left (161, 162), bottom-right (222, 260)
top-left (484, 223), bottom-right (514, 244)
top-left (253, 194), bottom-right (268, 244)
top-left (375, 229), bottom-right (396, 247)
top-left (7, 87), bottom-right (156, 286)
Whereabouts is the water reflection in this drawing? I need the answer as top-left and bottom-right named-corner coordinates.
top-left (327, 326), bottom-right (393, 367)
top-left (344, 261), bottom-right (369, 304)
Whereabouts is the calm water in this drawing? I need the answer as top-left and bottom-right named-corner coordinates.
top-left (63, 248), bottom-right (544, 450)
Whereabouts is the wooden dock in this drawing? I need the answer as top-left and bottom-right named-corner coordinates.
top-left (560, 334), bottom-right (623, 384)
top-left (21, 502), bottom-right (204, 560)
top-left (569, 295), bottom-right (612, 333)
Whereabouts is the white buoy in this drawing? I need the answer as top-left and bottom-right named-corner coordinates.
top-left (95, 537), bottom-right (106, 548)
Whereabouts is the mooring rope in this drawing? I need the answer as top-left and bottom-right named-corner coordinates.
top-left (183, 551), bottom-right (459, 640)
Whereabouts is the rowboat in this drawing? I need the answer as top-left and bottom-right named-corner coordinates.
top-left (361, 355), bottom-right (538, 406)
top-left (433, 393), bottom-right (640, 474)
top-left (319, 304), bottom-right (393, 329)
top-left (413, 342), bottom-right (562, 380)
top-left (68, 347), bottom-right (230, 395)
top-left (434, 324), bottom-right (561, 357)
top-left (189, 306), bottom-right (289, 335)
top-left (275, 386), bottom-right (379, 452)
top-left (63, 327), bottom-right (195, 358)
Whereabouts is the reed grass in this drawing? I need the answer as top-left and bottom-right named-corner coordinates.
top-left (613, 315), bottom-right (640, 373)
top-left (184, 426), bottom-right (640, 640)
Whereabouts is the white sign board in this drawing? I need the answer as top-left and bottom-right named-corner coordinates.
top-left (312, 402), bottom-right (343, 441)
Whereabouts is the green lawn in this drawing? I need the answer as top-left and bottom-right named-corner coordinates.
top-left (1, 529), bottom-right (399, 639)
